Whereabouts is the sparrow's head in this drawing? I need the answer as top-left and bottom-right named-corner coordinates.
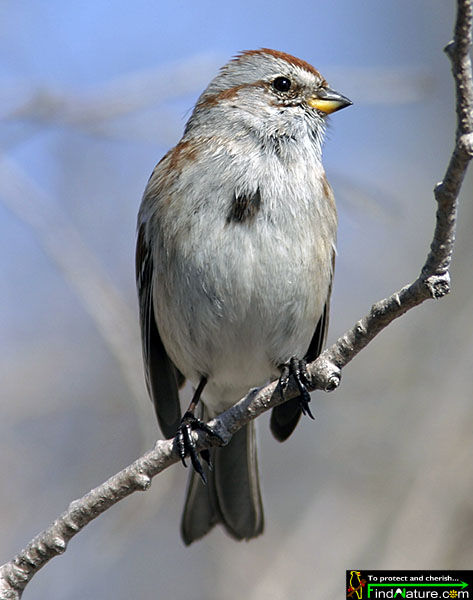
top-left (186, 48), bottom-right (351, 147)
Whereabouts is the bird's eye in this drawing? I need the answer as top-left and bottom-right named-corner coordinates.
top-left (272, 77), bottom-right (292, 92)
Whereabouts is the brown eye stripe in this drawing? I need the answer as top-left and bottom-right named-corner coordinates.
top-left (197, 80), bottom-right (267, 109)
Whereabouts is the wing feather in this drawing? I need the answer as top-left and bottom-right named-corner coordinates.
top-left (136, 224), bottom-right (184, 438)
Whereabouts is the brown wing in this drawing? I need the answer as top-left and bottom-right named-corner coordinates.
top-left (136, 224), bottom-right (184, 439)
top-left (270, 271), bottom-right (333, 442)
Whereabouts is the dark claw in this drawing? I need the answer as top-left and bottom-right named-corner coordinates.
top-left (175, 411), bottom-right (223, 483)
top-left (279, 363), bottom-right (290, 399)
top-left (279, 357), bottom-right (315, 420)
top-left (200, 449), bottom-right (212, 469)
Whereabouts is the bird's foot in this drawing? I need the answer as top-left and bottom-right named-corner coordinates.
top-left (279, 357), bottom-right (314, 419)
top-left (176, 411), bottom-right (224, 483)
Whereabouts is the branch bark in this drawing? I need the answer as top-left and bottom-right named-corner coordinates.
top-left (1, 2), bottom-right (472, 598)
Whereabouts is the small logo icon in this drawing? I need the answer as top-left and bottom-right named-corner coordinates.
top-left (347, 570), bottom-right (366, 599)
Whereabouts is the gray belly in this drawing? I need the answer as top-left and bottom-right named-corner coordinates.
top-left (154, 215), bottom-right (332, 395)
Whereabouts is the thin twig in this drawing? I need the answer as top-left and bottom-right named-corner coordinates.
top-left (1, 2), bottom-right (472, 598)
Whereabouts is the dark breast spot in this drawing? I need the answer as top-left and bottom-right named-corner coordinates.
top-left (227, 188), bottom-right (262, 224)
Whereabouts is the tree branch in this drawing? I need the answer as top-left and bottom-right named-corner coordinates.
top-left (1, 2), bottom-right (472, 598)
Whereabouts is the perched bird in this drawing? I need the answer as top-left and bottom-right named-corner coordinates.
top-left (136, 49), bottom-right (351, 544)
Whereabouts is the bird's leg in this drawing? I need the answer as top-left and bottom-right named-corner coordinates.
top-left (279, 357), bottom-right (315, 419)
top-left (176, 376), bottom-right (223, 483)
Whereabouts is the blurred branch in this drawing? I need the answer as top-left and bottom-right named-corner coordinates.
top-left (1, 55), bottom-right (222, 139)
top-left (1, 1), bottom-right (472, 598)
top-left (1, 63), bottom-right (433, 143)
top-left (327, 65), bottom-right (435, 105)
top-left (0, 157), bottom-right (146, 406)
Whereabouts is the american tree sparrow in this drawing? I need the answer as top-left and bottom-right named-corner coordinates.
top-left (136, 49), bottom-right (351, 544)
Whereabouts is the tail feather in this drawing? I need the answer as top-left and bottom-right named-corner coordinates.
top-left (270, 397), bottom-right (302, 442)
top-left (180, 421), bottom-right (264, 545)
top-left (180, 448), bottom-right (219, 544)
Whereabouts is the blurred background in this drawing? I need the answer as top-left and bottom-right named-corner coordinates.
top-left (1, 1), bottom-right (472, 599)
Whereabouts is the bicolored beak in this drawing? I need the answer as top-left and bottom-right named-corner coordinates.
top-left (307, 87), bottom-right (352, 114)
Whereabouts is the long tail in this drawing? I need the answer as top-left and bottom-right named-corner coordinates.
top-left (180, 420), bottom-right (264, 545)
